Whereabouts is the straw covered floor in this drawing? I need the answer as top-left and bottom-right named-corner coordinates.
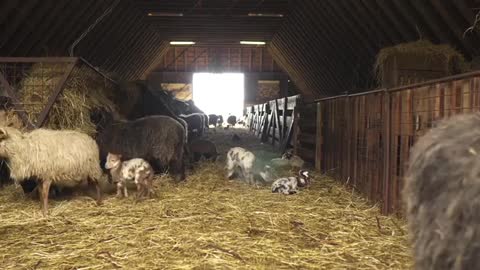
top-left (0, 128), bottom-right (412, 269)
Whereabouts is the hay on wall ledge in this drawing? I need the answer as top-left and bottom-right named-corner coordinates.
top-left (374, 39), bottom-right (468, 84)
top-left (0, 128), bottom-right (412, 269)
top-left (11, 62), bottom-right (118, 136)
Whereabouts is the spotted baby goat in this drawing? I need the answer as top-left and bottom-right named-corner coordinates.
top-left (105, 153), bottom-right (154, 199)
top-left (271, 170), bottom-right (311, 195)
top-left (226, 147), bottom-right (257, 185)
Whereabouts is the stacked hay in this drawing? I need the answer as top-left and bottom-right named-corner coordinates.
top-left (374, 39), bottom-right (468, 87)
top-left (0, 97), bottom-right (24, 129)
top-left (161, 83), bottom-right (192, 101)
top-left (12, 63), bottom-right (118, 136)
top-left (257, 80), bottom-right (280, 102)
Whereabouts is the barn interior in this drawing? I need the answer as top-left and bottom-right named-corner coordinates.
top-left (1, 0), bottom-right (480, 269)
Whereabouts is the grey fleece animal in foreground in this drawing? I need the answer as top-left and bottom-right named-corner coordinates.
top-left (0, 127), bottom-right (103, 216)
top-left (404, 112), bottom-right (480, 270)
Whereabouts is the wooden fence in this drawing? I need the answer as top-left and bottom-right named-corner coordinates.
top-left (316, 71), bottom-right (480, 215)
top-left (245, 95), bottom-right (300, 153)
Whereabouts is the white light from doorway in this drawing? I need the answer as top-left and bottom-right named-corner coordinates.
top-left (193, 73), bottom-right (244, 123)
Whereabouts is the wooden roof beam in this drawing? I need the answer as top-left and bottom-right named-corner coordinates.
top-left (430, 0), bottom-right (478, 55)
top-left (374, 0), bottom-right (415, 42)
top-left (1, 0), bottom-right (39, 54)
top-left (14, 0), bottom-right (70, 56)
top-left (408, 0), bottom-right (469, 53)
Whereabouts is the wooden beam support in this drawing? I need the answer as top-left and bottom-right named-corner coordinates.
top-left (315, 102), bottom-right (323, 171)
top-left (36, 60), bottom-right (78, 127)
top-left (382, 91), bottom-right (392, 215)
top-left (0, 72), bottom-right (34, 129)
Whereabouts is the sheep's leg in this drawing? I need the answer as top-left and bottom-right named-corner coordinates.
top-left (40, 179), bottom-right (52, 217)
top-left (88, 177), bottom-right (102, 206)
top-left (94, 182), bottom-right (102, 205)
top-left (171, 157), bottom-right (186, 182)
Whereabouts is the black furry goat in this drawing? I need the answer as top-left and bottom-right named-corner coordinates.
top-left (404, 113), bottom-right (480, 270)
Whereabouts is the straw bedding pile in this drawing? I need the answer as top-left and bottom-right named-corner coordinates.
top-left (12, 63), bottom-right (117, 135)
top-left (0, 128), bottom-right (412, 269)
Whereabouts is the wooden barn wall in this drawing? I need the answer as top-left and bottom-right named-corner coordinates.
top-left (314, 71), bottom-right (480, 215)
top-left (0, 0), bottom-right (169, 81)
top-left (147, 71), bottom-right (288, 105)
top-left (268, 0), bottom-right (480, 99)
top-left (152, 46), bottom-right (283, 73)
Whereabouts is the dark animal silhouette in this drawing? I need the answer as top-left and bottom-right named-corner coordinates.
top-left (227, 115), bottom-right (237, 126)
top-left (96, 115), bottom-right (187, 182)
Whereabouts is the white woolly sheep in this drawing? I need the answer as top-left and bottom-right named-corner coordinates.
top-left (404, 112), bottom-right (480, 270)
top-left (0, 127), bottom-right (103, 216)
top-left (105, 153), bottom-right (154, 199)
top-left (271, 170), bottom-right (311, 195)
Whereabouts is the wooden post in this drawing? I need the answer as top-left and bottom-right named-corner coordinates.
top-left (293, 97), bottom-right (300, 155)
top-left (261, 104), bottom-right (270, 142)
top-left (282, 105), bottom-right (296, 153)
top-left (382, 91), bottom-right (392, 215)
top-left (271, 103), bottom-right (276, 145)
top-left (283, 96), bottom-right (288, 144)
top-left (315, 102), bottom-right (323, 171)
top-left (274, 99), bottom-right (282, 144)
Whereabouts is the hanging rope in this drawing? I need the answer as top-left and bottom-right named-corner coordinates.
top-left (69, 0), bottom-right (121, 56)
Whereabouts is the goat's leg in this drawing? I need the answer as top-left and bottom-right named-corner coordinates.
top-left (123, 184), bottom-right (128, 198)
top-left (116, 182), bottom-right (123, 198)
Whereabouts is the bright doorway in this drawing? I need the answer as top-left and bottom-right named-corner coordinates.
top-left (192, 73), bottom-right (244, 122)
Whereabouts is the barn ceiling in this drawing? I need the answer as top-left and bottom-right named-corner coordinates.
top-left (1, 0), bottom-right (480, 99)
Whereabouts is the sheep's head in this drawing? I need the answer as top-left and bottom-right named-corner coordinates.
top-left (282, 149), bottom-right (294, 160)
top-left (298, 170), bottom-right (311, 187)
top-left (0, 127), bottom-right (23, 157)
top-left (105, 152), bottom-right (122, 170)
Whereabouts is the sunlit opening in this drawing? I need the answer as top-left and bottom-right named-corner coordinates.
top-left (193, 73), bottom-right (244, 123)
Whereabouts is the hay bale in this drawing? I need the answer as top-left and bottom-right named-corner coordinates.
top-left (11, 63), bottom-right (118, 136)
top-left (257, 80), bottom-right (280, 102)
top-left (374, 40), bottom-right (468, 87)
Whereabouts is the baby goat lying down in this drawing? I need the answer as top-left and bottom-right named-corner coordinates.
top-left (271, 170), bottom-right (311, 195)
top-left (105, 153), bottom-right (154, 199)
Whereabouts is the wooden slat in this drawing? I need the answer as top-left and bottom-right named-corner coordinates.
top-left (36, 60), bottom-right (77, 127)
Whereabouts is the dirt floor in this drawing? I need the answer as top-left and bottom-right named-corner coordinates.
top-left (0, 127), bottom-right (412, 269)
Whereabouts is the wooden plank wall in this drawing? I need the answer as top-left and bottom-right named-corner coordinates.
top-left (316, 71), bottom-right (480, 215)
top-left (154, 46), bottom-right (283, 73)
